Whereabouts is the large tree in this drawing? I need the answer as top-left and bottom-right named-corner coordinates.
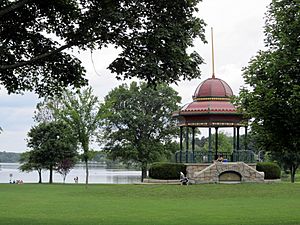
top-left (100, 82), bottom-right (181, 181)
top-left (27, 121), bottom-right (78, 183)
top-left (0, 0), bottom-right (205, 96)
top-left (238, 0), bottom-right (300, 182)
top-left (49, 87), bottom-right (102, 185)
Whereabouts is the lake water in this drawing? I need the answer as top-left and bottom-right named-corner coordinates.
top-left (0, 163), bottom-right (141, 184)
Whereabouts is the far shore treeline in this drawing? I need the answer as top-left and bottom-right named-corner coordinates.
top-left (0, 151), bottom-right (127, 168)
top-left (0, 151), bottom-right (20, 163)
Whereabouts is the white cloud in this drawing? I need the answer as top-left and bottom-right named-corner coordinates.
top-left (0, 130), bottom-right (29, 152)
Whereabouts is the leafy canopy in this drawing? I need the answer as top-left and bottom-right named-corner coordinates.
top-left (0, 0), bottom-right (206, 96)
top-left (26, 121), bottom-right (78, 183)
top-left (237, 0), bottom-right (300, 182)
top-left (49, 87), bottom-right (102, 185)
top-left (101, 82), bottom-right (181, 180)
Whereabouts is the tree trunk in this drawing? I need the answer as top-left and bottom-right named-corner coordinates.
top-left (85, 158), bottom-right (89, 186)
top-left (141, 163), bottom-right (147, 182)
top-left (38, 170), bottom-right (42, 184)
top-left (291, 165), bottom-right (297, 183)
top-left (49, 165), bottom-right (53, 184)
top-left (82, 140), bottom-right (89, 186)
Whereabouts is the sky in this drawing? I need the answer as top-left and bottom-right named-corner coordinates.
top-left (0, 0), bottom-right (271, 153)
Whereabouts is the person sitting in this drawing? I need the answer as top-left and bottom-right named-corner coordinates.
top-left (180, 172), bottom-right (189, 185)
top-left (217, 154), bottom-right (223, 162)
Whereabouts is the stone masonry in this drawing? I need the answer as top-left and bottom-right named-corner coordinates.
top-left (186, 162), bottom-right (264, 183)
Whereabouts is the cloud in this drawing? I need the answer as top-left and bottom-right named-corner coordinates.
top-left (0, 130), bottom-right (29, 152)
top-left (0, 107), bottom-right (35, 130)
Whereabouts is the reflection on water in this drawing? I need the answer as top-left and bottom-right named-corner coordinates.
top-left (0, 163), bottom-right (141, 184)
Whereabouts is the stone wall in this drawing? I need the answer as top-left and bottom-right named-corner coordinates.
top-left (186, 162), bottom-right (264, 183)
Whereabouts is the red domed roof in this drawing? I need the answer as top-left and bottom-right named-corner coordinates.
top-left (193, 78), bottom-right (233, 99)
top-left (172, 76), bottom-right (245, 127)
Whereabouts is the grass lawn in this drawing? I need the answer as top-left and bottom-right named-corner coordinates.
top-left (0, 183), bottom-right (300, 225)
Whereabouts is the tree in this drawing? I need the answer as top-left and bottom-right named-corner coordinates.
top-left (100, 82), bottom-right (181, 181)
top-left (27, 121), bottom-right (78, 183)
top-left (203, 132), bottom-right (233, 153)
top-left (56, 158), bottom-right (77, 183)
top-left (195, 136), bottom-right (208, 150)
top-left (33, 97), bottom-right (60, 123)
top-left (0, 0), bottom-right (206, 96)
top-left (239, 131), bottom-right (263, 153)
top-left (237, 0), bottom-right (300, 182)
top-left (50, 87), bottom-right (102, 185)
top-left (19, 151), bottom-right (43, 183)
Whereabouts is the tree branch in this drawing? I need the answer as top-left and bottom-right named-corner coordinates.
top-left (0, 43), bottom-right (72, 70)
top-left (0, 0), bottom-right (32, 18)
top-left (0, 37), bottom-right (102, 70)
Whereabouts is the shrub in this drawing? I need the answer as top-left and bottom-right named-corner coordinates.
top-left (256, 162), bottom-right (281, 179)
top-left (149, 162), bottom-right (186, 180)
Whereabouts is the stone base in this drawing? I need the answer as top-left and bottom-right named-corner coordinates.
top-left (186, 162), bottom-right (265, 183)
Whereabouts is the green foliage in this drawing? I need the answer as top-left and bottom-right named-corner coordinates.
top-left (1, 184), bottom-right (300, 225)
top-left (239, 131), bottom-right (261, 153)
top-left (149, 162), bottom-right (186, 180)
top-left (0, 0), bottom-right (87, 96)
top-left (157, 141), bottom-right (180, 163)
top-left (49, 87), bottom-right (102, 184)
top-left (256, 162), bottom-right (281, 180)
top-left (0, 151), bottom-right (20, 163)
top-left (26, 121), bottom-right (78, 183)
top-left (237, 0), bottom-right (300, 182)
top-left (0, 0), bottom-right (205, 96)
top-left (101, 82), bottom-right (181, 181)
top-left (203, 131), bottom-right (233, 152)
top-left (109, 1), bottom-right (206, 85)
top-left (27, 121), bottom-right (78, 167)
top-left (19, 151), bottom-right (37, 172)
top-left (19, 151), bottom-right (44, 183)
top-left (50, 87), bottom-right (102, 155)
top-left (195, 136), bottom-right (207, 150)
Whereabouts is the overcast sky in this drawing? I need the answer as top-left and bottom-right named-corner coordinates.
top-left (0, 0), bottom-right (271, 153)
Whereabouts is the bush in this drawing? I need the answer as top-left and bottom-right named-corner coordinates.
top-left (256, 162), bottom-right (281, 179)
top-left (149, 162), bottom-right (186, 180)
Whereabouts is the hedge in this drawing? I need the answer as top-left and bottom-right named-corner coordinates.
top-left (149, 162), bottom-right (186, 180)
top-left (256, 162), bottom-right (281, 179)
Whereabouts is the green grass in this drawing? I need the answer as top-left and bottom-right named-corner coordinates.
top-left (0, 183), bottom-right (300, 225)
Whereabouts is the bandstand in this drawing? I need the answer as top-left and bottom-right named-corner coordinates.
top-left (172, 73), bottom-right (251, 163)
top-left (171, 29), bottom-right (264, 183)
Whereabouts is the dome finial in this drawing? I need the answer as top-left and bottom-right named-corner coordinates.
top-left (211, 27), bottom-right (215, 79)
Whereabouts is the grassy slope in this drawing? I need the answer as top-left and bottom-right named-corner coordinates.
top-left (0, 183), bottom-right (299, 225)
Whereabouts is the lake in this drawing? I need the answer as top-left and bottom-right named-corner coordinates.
top-left (0, 163), bottom-right (141, 184)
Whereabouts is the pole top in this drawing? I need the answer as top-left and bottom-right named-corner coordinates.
top-left (211, 27), bottom-right (215, 78)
